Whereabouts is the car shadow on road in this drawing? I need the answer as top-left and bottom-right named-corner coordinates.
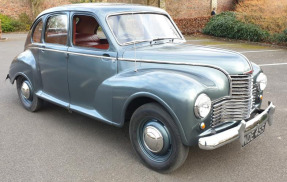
top-left (34, 101), bottom-right (244, 175)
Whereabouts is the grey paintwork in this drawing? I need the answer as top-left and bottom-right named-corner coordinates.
top-left (8, 3), bottom-right (263, 146)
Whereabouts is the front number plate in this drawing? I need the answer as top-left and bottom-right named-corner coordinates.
top-left (243, 123), bottom-right (266, 147)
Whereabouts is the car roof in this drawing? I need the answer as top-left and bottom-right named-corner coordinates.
top-left (37, 3), bottom-right (166, 18)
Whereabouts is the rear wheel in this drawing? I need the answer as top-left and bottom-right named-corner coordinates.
top-left (129, 103), bottom-right (189, 173)
top-left (16, 77), bottom-right (43, 112)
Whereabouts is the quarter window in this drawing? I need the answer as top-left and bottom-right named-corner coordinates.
top-left (45, 15), bottom-right (68, 45)
top-left (32, 20), bottom-right (43, 43)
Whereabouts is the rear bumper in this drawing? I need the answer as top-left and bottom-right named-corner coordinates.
top-left (198, 102), bottom-right (275, 150)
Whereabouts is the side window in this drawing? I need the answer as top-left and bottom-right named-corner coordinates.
top-left (73, 15), bottom-right (109, 50)
top-left (32, 20), bottom-right (43, 43)
top-left (45, 15), bottom-right (68, 45)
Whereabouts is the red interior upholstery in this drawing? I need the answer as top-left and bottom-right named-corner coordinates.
top-left (45, 32), bottom-right (67, 45)
top-left (94, 44), bottom-right (109, 49)
top-left (73, 18), bottom-right (76, 45)
top-left (73, 15), bottom-right (109, 50)
top-left (76, 34), bottom-right (99, 44)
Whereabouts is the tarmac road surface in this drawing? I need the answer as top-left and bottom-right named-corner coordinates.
top-left (0, 33), bottom-right (286, 182)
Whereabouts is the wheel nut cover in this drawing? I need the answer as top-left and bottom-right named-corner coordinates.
top-left (21, 82), bottom-right (31, 99)
top-left (143, 126), bottom-right (164, 153)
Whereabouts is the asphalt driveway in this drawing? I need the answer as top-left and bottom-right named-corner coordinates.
top-left (0, 33), bottom-right (286, 182)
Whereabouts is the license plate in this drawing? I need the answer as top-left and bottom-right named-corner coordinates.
top-left (242, 123), bottom-right (266, 147)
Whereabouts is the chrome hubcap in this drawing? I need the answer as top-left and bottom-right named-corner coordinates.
top-left (21, 82), bottom-right (31, 99)
top-left (143, 126), bottom-right (164, 153)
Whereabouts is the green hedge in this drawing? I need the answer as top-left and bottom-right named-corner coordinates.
top-left (271, 29), bottom-right (287, 43)
top-left (203, 12), bottom-right (269, 42)
top-left (0, 13), bottom-right (32, 32)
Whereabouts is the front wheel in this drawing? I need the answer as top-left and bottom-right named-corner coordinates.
top-left (16, 77), bottom-right (43, 112)
top-left (129, 103), bottom-right (189, 173)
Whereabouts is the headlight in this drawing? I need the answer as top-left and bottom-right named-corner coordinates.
top-left (194, 93), bottom-right (211, 118)
top-left (256, 73), bottom-right (267, 91)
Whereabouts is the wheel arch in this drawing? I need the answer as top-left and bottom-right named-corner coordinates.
top-left (8, 49), bottom-right (42, 92)
top-left (122, 92), bottom-right (188, 144)
top-left (11, 72), bottom-right (31, 84)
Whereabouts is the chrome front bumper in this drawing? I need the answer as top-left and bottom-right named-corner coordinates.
top-left (198, 102), bottom-right (275, 150)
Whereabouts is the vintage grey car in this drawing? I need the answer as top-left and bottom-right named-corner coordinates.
top-left (7, 3), bottom-right (275, 172)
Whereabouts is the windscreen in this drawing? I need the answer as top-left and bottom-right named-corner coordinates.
top-left (107, 13), bottom-right (181, 45)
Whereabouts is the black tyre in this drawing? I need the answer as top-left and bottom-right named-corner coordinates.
top-left (129, 103), bottom-right (189, 173)
top-left (16, 77), bottom-right (43, 112)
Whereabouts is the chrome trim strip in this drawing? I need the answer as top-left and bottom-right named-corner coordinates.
top-left (28, 47), bottom-right (116, 60)
top-left (67, 51), bottom-right (116, 60)
top-left (44, 48), bottom-right (67, 54)
top-left (199, 102), bottom-right (275, 150)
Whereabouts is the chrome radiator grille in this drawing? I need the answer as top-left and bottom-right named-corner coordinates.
top-left (211, 75), bottom-right (255, 127)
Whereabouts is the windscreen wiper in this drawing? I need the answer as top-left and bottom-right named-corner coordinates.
top-left (124, 39), bottom-right (153, 45)
top-left (150, 37), bottom-right (178, 44)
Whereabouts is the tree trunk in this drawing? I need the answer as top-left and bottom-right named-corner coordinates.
top-left (159, 0), bottom-right (165, 9)
top-left (147, 0), bottom-right (159, 7)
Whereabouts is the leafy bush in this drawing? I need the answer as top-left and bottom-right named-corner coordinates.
top-left (18, 13), bottom-right (33, 31)
top-left (0, 14), bottom-right (16, 32)
top-left (203, 12), bottom-right (269, 42)
top-left (270, 29), bottom-right (287, 43)
top-left (0, 13), bottom-right (32, 32)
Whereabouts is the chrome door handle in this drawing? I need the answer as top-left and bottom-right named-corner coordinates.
top-left (40, 46), bottom-right (45, 52)
top-left (103, 53), bottom-right (110, 57)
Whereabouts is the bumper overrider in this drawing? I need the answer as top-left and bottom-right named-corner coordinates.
top-left (198, 102), bottom-right (275, 150)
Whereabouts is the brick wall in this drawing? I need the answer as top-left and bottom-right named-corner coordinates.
top-left (174, 16), bottom-right (211, 34)
top-left (166, 0), bottom-right (210, 18)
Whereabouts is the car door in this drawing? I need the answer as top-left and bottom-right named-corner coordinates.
top-left (67, 13), bottom-right (117, 117)
top-left (38, 13), bottom-right (70, 107)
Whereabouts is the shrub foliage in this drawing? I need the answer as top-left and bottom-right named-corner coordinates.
top-left (203, 12), bottom-right (269, 42)
top-left (0, 13), bottom-right (32, 32)
top-left (271, 29), bottom-right (287, 43)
